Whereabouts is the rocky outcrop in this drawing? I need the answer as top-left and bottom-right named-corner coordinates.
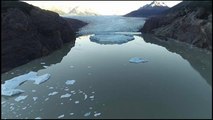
top-left (124, 1), bottom-right (169, 17)
top-left (140, 1), bottom-right (212, 51)
top-left (1, 1), bottom-right (87, 73)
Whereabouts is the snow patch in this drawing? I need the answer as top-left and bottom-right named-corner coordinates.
top-left (129, 57), bottom-right (148, 63)
top-left (90, 34), bottom-right (134, 44)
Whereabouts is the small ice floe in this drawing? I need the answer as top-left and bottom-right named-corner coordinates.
top-left (44, 98), bottom-right (49, 101)
top-left (43, 66), bottom-right (48, 68)
top-left (15, 95), bottom-right (28, 102)
top-left (75, 101), bottom-right (79, 104)
top-left (11, 72), bottom-right (14, 75)
top-left (49, 87), bottom-right (54, 89)
top-left (40, 62), bottom-right (45, 65)
top-left (64, 88), bottom-right (69, 91)
top-left (60, 93), bottom-right (71, 98)
top-left (48, 92), bottom-right (58, 96)
top-left (35, 117), bottom-right (42, 119)
top-left (89, 34), bottom-right (134, 44)
top-left (94, 112), bottom-right (101, 117)
top-left (1, 101), bottom-right (6, 105)
top-left (129, 57), bottom-right (148, 64)
top-left (84, 94), bottom-right (88, 100)
top-left (91, 91), bottom-right (95, 94)
top-left (22, 107), bottom-right (27, 110)
top-left (87, 66), bottom-right (92, 68)
top-left (33, 97), bottom-right (38, 101)
top-left (58, 114), bottom-right (64, 118)
top-left (69, 113), bottom-right (74, 115)
top-left (1, 72), bottom-right (50, 96)
top-left (89, 107), bottom-right (93, 110)
top-left (70, 91), bottom-right (75, 93)
top-left (89, 96), bottom-right (94, 99)
top-left (65, 80), bottom-right (76, 85)
top-left (84, 112), bottom-right (91, 117)
top-left (32, 90), bottom-right (36, 92)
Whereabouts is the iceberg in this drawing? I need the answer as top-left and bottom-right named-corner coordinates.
top-left (129, 57), bottom-right (148, 63)
top-left (84, 112), bottom-right (91, 117)
top-left (48, 92), bottom-right (58, 96)
top-left (89, 34), bottom-right (134, 44)
top-left (65, 80), bottom-right (76, 85)
top-left (1, 71), bottom-right (50, 96)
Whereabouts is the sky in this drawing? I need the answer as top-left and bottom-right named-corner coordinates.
top-left (23, 1), bottom-right (182, 15)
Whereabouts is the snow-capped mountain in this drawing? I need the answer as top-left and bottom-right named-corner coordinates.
top-left (142, 1), bottom-right (168, 8)
top-left (68, 6), bottom-right (99, 16)
top-left (124, 1), bottom-right (169, 17)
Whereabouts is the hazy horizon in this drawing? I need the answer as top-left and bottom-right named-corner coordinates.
top-left (23, 1), bottom-right (182, 15)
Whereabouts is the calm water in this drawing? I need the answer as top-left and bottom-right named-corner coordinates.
top-left (1, 33), bottom-right (212, 119)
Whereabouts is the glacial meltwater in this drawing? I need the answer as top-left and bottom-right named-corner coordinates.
top-left (1, 16), bottom-right (212, 119)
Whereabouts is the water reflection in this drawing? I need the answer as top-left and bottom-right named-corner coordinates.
top-left (142, 34), bottom-right (212, 86)
top-left (1, 43), bottom-right (75, 82)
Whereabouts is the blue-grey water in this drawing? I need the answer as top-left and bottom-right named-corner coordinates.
top-left (1, 16), bottom-right (212, 119)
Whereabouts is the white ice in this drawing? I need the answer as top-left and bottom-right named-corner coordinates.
top-left (129, 57), bottom-right (148, 63)
top-left (15, 95), bottom-right (28, 102)
top-left (1, 71), bottom-right (50, 96)
top-left (48, 92), bottom-right (58, 96)
top-left (65, 80), bottom-right (76, 85)
top-left (89, 34), bottom-right (135, 44)
top-left (60, 93), bottom-right (71, 98)
top-left (58, 114), bottom-right (64, 118)
top-left (35, 117), bottom-right (42, 119)
top-left (33, 97), bottom-right (38, 101)
top-left (64, 16), bottom-right (145, 35)
top-left (89, 95), bottom-right (94, 99)
top-left (75, 101), bottom-right (79, 104)
top-left (84, 112), bottom-right (91, 117)
top-left (94, 113), bottom-right (101, 117)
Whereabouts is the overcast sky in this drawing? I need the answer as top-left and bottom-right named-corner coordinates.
top-left (24, 1), bottom-right (182, 15)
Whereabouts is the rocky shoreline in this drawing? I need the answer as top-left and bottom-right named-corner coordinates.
top-left (140, 1), bottom-right (212, 51)
top-left (1, 1), bottom-right (87, 73)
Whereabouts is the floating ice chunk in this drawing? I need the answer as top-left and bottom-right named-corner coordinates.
top-left (1, 72), bottom-right (51, 96)
top-left (84, 112), bottom-right (91, 117)
top-left (49, 87), bottom-right (54, 89)
top-left (89, 96), bottom-right (94, 99)
top-left (32, 90), bottom-right (36, 92)
top-left (60, 93), bottom-right (71, 98)
top-left (48, 92), bottom-right (58, 96)
top-left (35, 117), bottom-right (42, 119)
top-left (89, 107), bottom-right (93, 110)
top-left (2, 89), bottom-right (24, 96)
top-left (58, 114), bottom-right (64, 118)
top-left (43, 66), bottom-right (48, 68)
top-left (69, 113), bottom-right (74, 115)
top-left (90, 34), bottom-right (134, 44)
top-left (65, 80), bottom-right (75, 85)
top-left (84, 94), bottom-right (88, 100)
top-left (33, 97), bottom-right (38, 101)
top-left (44, 98), bottom-right (49, 101)
top-left (1, 101), bottom-right (6, 105)
top-left (22, 107), bottom-right (27, 110)
top-left (64, 88), bottom-right (69, 91)
top-left (15, 95), bottom-right (28, 102)
top-left (75, 101), bottom-right (79, 104)
top-left (40, 62), bottom-right (45, 65)
top-left (94, 113), bottom-right (101, 117)
top-left (129, 57), bottom-right (148, 63)
top-left (29, 74), bottom-right (51, 85)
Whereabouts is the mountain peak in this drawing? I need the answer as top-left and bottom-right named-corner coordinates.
top-left (142, 1), bottom-right (169, 8)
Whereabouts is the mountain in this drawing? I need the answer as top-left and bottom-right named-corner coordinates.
top-left (124, 1), bottom-right (169, 17)
top-left (140, 1), bottom-right (212, 51)
top-left (1, 1), bottom-right (87, 73)
top-left (68, 6), bottom-right (99, 16)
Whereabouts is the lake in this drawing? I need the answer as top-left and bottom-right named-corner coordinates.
top-left (1, 16), bottom-right (212, 119)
